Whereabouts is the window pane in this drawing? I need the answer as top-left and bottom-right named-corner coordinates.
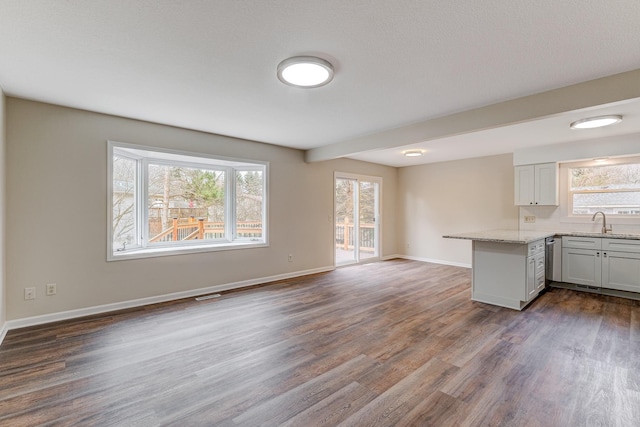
top-left (573, 192), bottom-right (640, 215)
top-left (147, 164), bottom-right (226, 243)
top-left (570, 163), bottom-right (640, 215)
top-left (235, 170), bottom-right (263, 239)
top-left (571, 164), bottom-right (640, 191)
top-left (359, 181), bottom-right (377, 260)
top-left (112, 155), bottom-right (137, 250)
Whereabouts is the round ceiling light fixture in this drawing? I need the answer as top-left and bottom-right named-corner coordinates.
top-left (277, 56), bottom-right (334, 88)
top-left (570, 115), bottom-right (622, 129)
top-left (403, 150), bottom-right (424, 157)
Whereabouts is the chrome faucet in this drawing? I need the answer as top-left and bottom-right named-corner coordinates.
top-left (592, 211), bottom-right (612, 234)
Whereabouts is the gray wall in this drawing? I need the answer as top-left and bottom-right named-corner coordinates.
top-left (398, 153), bottom-right (519, 266)
top-left (5, 98), bottom-right (397, 320)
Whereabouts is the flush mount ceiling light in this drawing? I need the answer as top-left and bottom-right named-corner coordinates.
top-left (277, 56), bottom-right (334, 88)
top-left (570, 115), bottom-right (623, 129)
top-left (403, 150), bottom-right (424, 157)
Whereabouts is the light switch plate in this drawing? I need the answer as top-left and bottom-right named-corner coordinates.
top-left (524, 216), bottom-right (536, 223)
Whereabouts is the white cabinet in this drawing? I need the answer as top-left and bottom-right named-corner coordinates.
top-left (601, 239), bottom-right (640, 292)
top-left (514, 163), bottom-right (558, 206)
top-left (526, 255), bottom-right (536, 300)
top-left (562, 247), bottom-right (602, 287)
top-left (527, 252), bottom-right (546, 299)
top-left (472, 239), bottom-right (545, 310)
top-left (562, 237), bottom-right (640, 292)
top-left (535, 253), bottom-right (546, 293)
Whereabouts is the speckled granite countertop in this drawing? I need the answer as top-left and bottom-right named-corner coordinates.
top-left (443, 229), bottom-right (640, 244)
top-left (442, 230), bottom-right (555, 244)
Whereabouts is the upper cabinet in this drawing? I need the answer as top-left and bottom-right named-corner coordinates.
top-left (514, 162), bottom-right (558, 206)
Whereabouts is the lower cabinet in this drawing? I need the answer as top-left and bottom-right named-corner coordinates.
top-left (562, 247), bottom-right (602, 287)
top-left (602, 250), bottom-right (640, 292)
top-left (562, 237), bottom-right (640, 292)
top-left (527, 252), bottom-right (545, 299)
top-left (472, 239), bottom-right (545, 310)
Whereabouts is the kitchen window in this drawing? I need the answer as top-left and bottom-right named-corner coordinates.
top-left (108, 141), bottom-right (268, 260)
top-left (567, 158), bottom-right (640, 217)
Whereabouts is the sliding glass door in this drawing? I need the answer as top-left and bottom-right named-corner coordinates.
top-left (335, 173), bottom-right (381, 266)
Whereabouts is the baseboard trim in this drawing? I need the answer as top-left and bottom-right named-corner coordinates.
top-left (0, 322), bottom-right (7, 347)
top-left (396, 255), bottom-right (471, 269)
top-left (5, 266), bottom-right (335, 331)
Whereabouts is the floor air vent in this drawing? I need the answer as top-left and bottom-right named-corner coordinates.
top-left (195, 293), bottom-right (221, 301)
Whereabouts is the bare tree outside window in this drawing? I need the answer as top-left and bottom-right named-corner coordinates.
top-left (570, 163), bottom-right (640, 215)
top-left (235, 170), bottom-right (263, 238)
top-left (112, 155), bottom-right (137, 249)
top-left (147, 164), bottom-right (226, 242)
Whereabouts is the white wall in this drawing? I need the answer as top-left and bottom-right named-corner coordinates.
top-left (0, 90), bottom-right (6, 341)
top-left (398, 154), bottom-right (518, 267)
top-left (5, 98), bottom-right (397, 322)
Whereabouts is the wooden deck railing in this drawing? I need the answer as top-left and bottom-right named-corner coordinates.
top-left (335, 217), bottom-right (375, 251)
top-left (149, 218), bottom-right (262, 243)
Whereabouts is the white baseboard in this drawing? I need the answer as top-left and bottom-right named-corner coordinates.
top-left (396, 254), bottom-right (471, 269)
top-left (0, 321), bottom-right (7, 347)
top-left (5, 265), bottom-right (335, 331)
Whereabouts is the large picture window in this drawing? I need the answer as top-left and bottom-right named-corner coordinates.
top-left (568, 159), bottom-right (640, 216)
top-left (109, 141), bottom-right (268, 260)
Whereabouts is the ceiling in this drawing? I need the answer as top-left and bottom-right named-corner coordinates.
top-left (1, 1), bottom-right (640, 167)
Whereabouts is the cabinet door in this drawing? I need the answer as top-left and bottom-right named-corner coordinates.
top-left (534, 163), bottom-right (559, 206)
top-left (535, 253), bottom-right (545, 292)
top-left (514, 165), bottom-right (534, 206)
top-left (526, 256), bottom-right (537, 300)
top-left (535, 273), bottom-right (545, 293)
top-left (562, 247), bottom-right (601, 287)
top-left (602, 250), bottom-right (640, 292)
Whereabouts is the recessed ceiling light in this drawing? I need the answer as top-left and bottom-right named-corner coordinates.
top-left (570, 115), bottom-right (622, 129)
top-left (277, 56), bottom-right (334, 88)
top-left (403, 150), bottom-right (424, 157)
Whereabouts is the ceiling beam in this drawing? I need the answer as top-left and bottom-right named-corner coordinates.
top-left (305, 68), bottom-right (640, 163)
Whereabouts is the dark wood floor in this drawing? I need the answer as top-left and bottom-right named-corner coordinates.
top-left (1, 259), bottom-right (640, 426)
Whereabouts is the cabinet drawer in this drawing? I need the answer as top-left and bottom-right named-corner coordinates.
top-left (528, 240), bottom-right (545, 256)
top-left (562, 236), bottom-right (602, 250)
top-left (602, 238), bottom-right (640, 253)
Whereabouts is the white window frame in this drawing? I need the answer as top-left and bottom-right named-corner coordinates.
top-left (108, 141), bottom-right (268, 261)
top-left (560, 156), bottom-right (640, 225)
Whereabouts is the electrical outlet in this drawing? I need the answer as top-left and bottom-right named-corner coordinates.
top-left (24, 287), bottom-right (36, 300)
top-left (524, 216), bottom-right (536, 223)
top-left (46, 283), bottom-right (57, 296)
top-left (288, 254), bottom-right (293, 262)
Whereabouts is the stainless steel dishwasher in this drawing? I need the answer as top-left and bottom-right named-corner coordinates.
top-left (545, 236), bottom-right (555, 286)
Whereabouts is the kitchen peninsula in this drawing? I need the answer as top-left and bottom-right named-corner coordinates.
top-left (443, 230), bottom-right (555, 310)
